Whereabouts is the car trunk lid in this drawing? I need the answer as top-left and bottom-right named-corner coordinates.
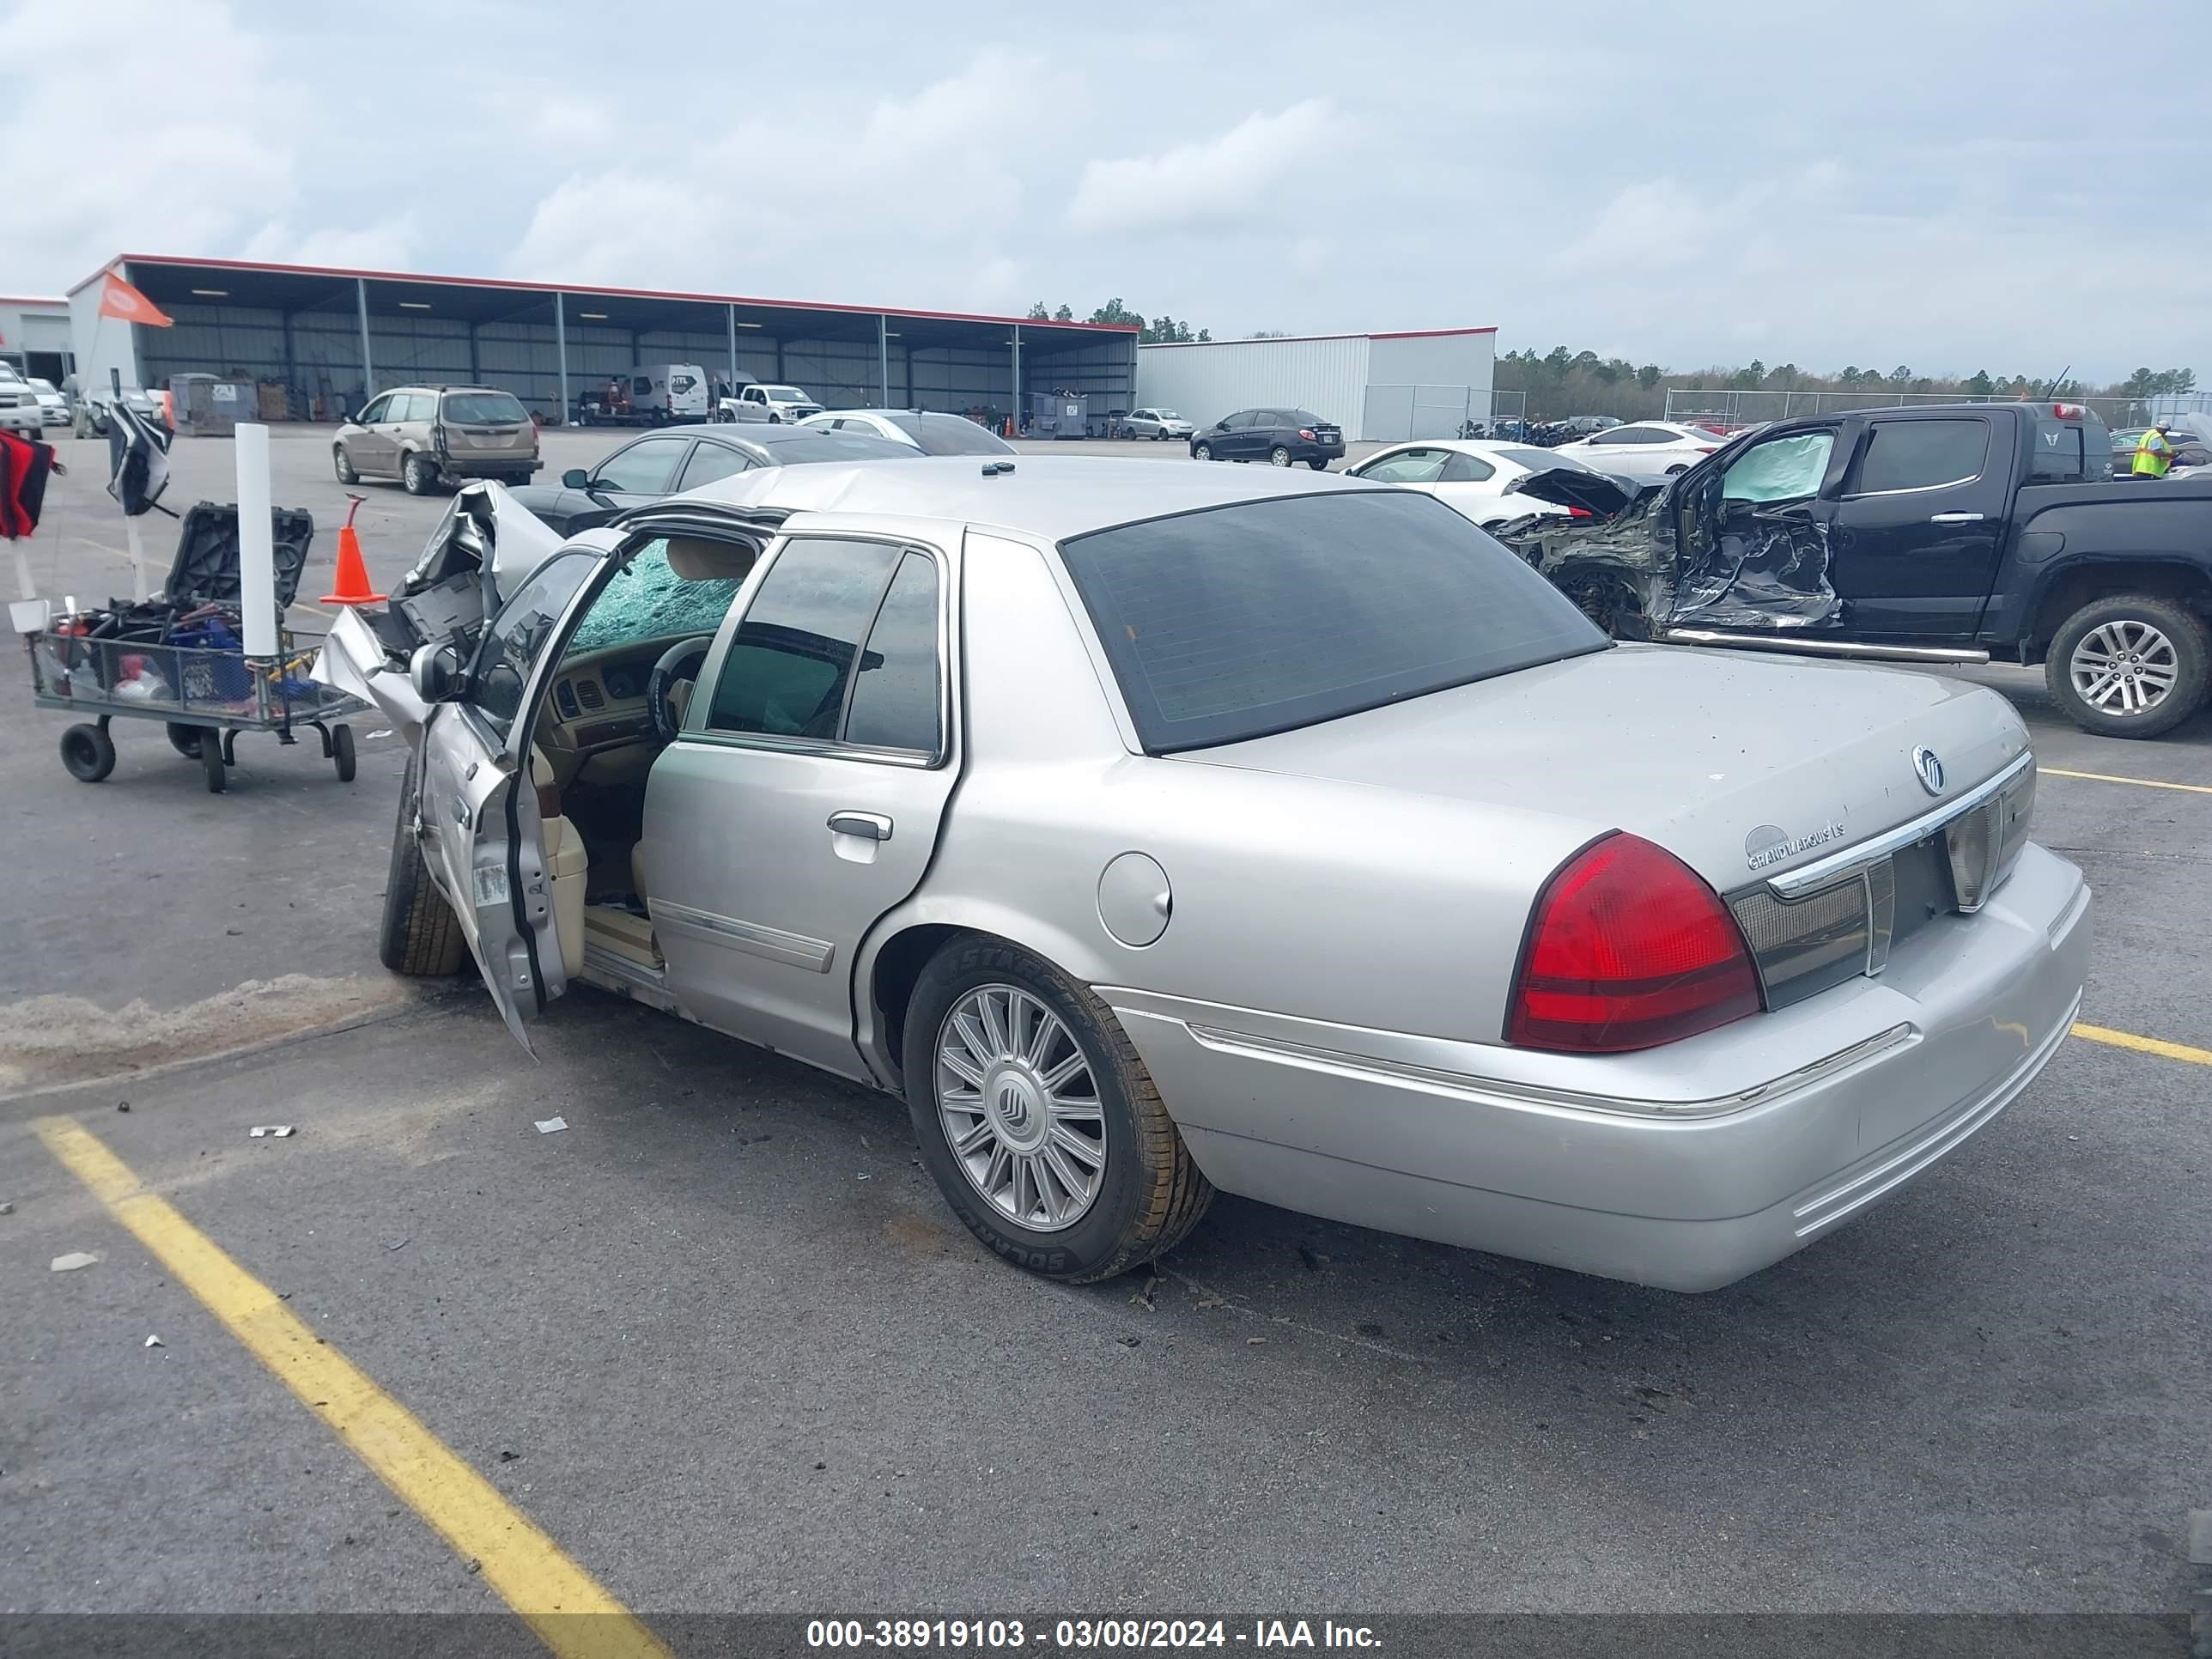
top-left (1182, 643), bottom-right (2029, 897)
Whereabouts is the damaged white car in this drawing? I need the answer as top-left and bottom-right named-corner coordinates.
top-left (319, 464), bottom-right (2090, 1291)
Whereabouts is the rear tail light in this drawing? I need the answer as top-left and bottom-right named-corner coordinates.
top-left (1298, 428), bottom-right (1316, 441)
top-left (2052, 403), bottom-right (2085, 420)
top-left (1508, 833), bottom-right (1763, 1053)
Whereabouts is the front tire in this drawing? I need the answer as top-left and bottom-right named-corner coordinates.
top-left (60, 723), bottom-right (115, 782)
top-left (2045, 593), bottom-right (2211, 738)
top-left (1192, 443), bottom-right (1212, 462)
top-left (902, 938), bottom-right (1213, 1283)
top-left (402, 453), bottom-right (439, 495)
top-left (379, 757), bottom-right (466, 975)
top-left (333, 446), bottom-right (359, 485)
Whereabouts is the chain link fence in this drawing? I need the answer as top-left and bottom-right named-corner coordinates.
top-left (1360, 385), bottom-right (1526, 441)
top-left (1662, 386), bottom-right (2200, 430)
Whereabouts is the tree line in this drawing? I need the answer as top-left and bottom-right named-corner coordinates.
top-left (1026, 299), bottom-right (1211, 344)
top-left (1498, 346), bottom-right (2200, 422)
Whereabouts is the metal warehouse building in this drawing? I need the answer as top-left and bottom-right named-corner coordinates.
top-left (1136, 328), bottom-right (1497, 443)
top-left (64, 256), bottom-right (1139, 428)
top-left (1, 295), bottom-right (72, 385)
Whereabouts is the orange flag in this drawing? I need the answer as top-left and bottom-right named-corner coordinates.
top-left (97, 272), bottom-right (173, 328)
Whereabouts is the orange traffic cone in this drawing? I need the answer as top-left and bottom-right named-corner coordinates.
top-left (321, 494), bottom-right (386, 605)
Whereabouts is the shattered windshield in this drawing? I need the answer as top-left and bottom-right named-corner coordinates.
top-left (1721, 432), bottom-right (1834, 502)
top-left (565, 541), bottom-right (744, 659)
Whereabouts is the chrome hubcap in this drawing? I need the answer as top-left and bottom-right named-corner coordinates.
top-left (1271, 449), bottom-right (1290, 465)
top-left (2071, 620), bottom-right (2179, 714)
top-left (935, 986), bottom-right (1105, 1232)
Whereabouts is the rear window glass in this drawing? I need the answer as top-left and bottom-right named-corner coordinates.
top-left (1059, 491), bottom-right (1605, 753)
top-left (896, 415), bottom-right (1014, 456)
top-left (1850, 419), bottom-right (1990, 494)
top-left (2031, 420), bottom-right (2099, 483)
top-left (752, 431), bottom-right (915, 463)
top-left (442, 392), bottom-right (529, 424)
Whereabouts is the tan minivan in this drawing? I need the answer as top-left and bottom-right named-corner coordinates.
top-left (334, 385), bottom-right (541, 495)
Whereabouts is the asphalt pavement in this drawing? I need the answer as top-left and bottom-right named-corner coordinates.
top-left (2, 427), bottom-right (2208, 1639)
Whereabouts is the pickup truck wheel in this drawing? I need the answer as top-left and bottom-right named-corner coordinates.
top-left (379, 757), bottom-right (467, 975)
top-left (903, 938), bottom-right (1214, 1283)
top-left (2046, 594), bottom-right (2210, 738)
top-left (402, 453), bottom-right (439, 495)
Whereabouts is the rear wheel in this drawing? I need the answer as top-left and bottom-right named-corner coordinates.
top-left (2045, 593), bottom-right (2211, 738)
top-left (333, 446), bottom-right (358, 485)
top-left (331, 723), bottom-right (356, 782)
top-left (1308, 458), bottom-right (1329, 471)
top-left (59, 723), bottom-right (115, 783)
top-left (402, 453), bottom-right (439, 495)
top-left (165, 722), bottom-right (204, 758)
top-left (379, 757), bottom-right (466, 975)
top-left (902, 937), bottom-right (1213, 1283)
top-left (1269, 446), bottom-right (1292, 467)
top-left (1192, 443), bottom-right (1212, 461)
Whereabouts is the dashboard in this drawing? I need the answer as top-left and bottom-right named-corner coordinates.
top-left (544, 639), bottom-right (699, 761)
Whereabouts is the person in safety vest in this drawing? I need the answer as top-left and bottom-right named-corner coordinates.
top-left (2132, 422), bottom-right (2175, 478)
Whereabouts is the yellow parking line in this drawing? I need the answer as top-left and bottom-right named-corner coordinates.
top-left (2071, 1024), bottom-right (2212, 1067)
top-left (33, 1116), bottom-right (672, 1659)
top-left (2043, 767), bottom-right (2212, 797)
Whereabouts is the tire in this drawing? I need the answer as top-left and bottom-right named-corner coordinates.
top-left (165, 722), bottom-right (204, 758)
top-left (402, 453), bottom-right (439, 495)
top-left (902, 937), bottom-right (1213, 1283)
top-left (2045, 593), bottom-right (2212, 739)
top-left (1308, 458), bottom-right (1329, 471)
top-left (59, 723), bottom-right (115, 783)
top-left (379, 757), bottom-right (466, 975)
top-left (331, 723), bottom-right (356, 782)
top-left (1192, 443), bottom-right (1212, 462)
top-left (333, 445), bottom-right (359, 485)
top-left (201, 730), bottom-right (228, 793)
top-left (1269, 446), bottom-right (1292, 467)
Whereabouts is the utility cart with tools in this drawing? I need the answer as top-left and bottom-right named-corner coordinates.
top-left (21, 502), bottom-right (365, 793)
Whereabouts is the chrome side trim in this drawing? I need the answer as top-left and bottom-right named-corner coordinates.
top-left (1767, 751), bottom-right (2035, 900)
top-left (1790, 988), bottom-right (2079, 1237)
top-left (1661, 629), bottom-right (1991, 665)
top-left (1173, 1018), bottom-right (1914, 1121)
top-left (647, 899), bottom-right (835, 973)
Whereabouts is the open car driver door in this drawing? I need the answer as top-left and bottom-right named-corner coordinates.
top-left (420, 547), bottom-right (604, 1050)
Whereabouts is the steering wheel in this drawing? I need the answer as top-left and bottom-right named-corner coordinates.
top-left (646, 637), bottom-right (713, 744)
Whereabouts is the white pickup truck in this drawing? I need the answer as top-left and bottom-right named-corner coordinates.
top-left (717, 382), bottom-right (823, 424)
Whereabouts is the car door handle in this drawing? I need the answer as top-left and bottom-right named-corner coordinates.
top-left (828, 811), bottom-right (891, 842)
top-left (1929, 512), bottom-right (1986, 523)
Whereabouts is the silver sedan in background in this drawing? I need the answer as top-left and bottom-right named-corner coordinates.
top-left (324, 460), bottom-right (2089, 1292)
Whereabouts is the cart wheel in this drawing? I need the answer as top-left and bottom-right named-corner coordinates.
top-left (165, 722), bottom-right (204, 759)
top-left (331, 724), bottom-right (356, 782)
top-left (201, 730), bottom-right (228, 793)
top-left (60, 723), bottom-right (117, 783)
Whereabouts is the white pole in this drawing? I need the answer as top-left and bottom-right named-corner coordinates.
top-left (12, 545), bottom-right (32, 603)
top-left (124, 516), bottom-right (149, 605)
top-left (235, 422), bottom-right (277, 658)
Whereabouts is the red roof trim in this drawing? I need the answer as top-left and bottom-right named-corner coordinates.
top-left (72, 254), bottom-right (1141, 333)
top-left (1140, 325), bottom-right (1497, 348)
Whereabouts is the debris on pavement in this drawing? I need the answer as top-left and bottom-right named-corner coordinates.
top-left (534, 1116), bottom-right (568, 1134)
top-left (144, 1334), bottom-right (162, 1348)
top-left (0, 1201), bottom-right (13, 1216)
top-left (51, 1252), bottom-right (100, 1272)
top-left (116, 1100), bottom-right (129, 1112)
top-left (383, 1237), bottom-right (409, 1252)
top-left (249, 1125), bottom-right (295, 1138)
top-left (364, 729), bottom-right (392, 741)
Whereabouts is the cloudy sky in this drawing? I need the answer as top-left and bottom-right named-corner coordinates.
top-left (4, 0), bottom-right (2206, 380)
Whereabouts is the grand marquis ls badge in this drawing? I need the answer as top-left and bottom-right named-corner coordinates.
top-left (1912, 746), bottom-right (1946, 796)
top-left (1746, 817), bottom-right (1847, 872)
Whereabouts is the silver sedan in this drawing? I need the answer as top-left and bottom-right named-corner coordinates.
top-left (320, 460), bottom-right (2090, 1291)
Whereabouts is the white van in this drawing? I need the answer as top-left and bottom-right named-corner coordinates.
top-left (602, 363), bottom-right (708, 425)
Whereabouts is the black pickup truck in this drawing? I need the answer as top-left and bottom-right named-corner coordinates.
top-left (1504, 401), bottom-right (2212, 738)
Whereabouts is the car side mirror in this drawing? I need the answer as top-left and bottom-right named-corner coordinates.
top-left (410, 641), bottom-right (465, 703)
top-left (562, 467), bottom-right (591, 489)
